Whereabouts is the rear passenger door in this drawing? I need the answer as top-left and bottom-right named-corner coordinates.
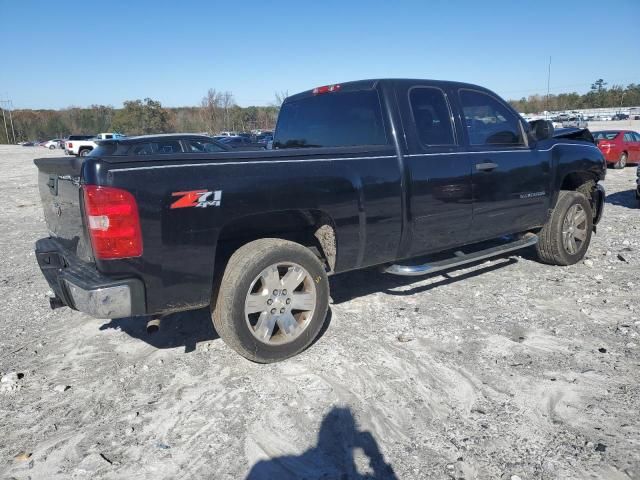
top-left (396, 82), bottom-right (473, 257)
top-left (456, 89), bottom-right (550, 241)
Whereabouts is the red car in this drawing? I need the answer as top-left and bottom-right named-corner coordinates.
top-left (593, 130), bottom-right (640, 169)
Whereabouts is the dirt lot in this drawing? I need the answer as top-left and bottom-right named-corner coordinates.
top-left (0, 136), bottom-right (639, 479)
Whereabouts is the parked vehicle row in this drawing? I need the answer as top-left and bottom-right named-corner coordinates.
top-left (34, 78), bottom-right (606, 363)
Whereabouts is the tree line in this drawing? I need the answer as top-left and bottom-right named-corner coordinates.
top-left (508, 80), bottom-right (640, 114)
top-left (2, 80), bottom-right (639, 143)
top-left (0, 89), bottom-right (280, 144)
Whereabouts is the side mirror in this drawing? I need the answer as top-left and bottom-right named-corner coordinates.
top-left (529, 119), bottom-right (554, 141)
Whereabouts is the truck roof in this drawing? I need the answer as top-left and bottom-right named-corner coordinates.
top-left (284, 78), bottom-right (493, 103)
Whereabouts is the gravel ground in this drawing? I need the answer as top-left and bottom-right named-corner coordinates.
top-left (0, 142), bottom-right (639, 480)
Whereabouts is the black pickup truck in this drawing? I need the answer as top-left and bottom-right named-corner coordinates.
top-left (34, 79), bottom-right (606, 363)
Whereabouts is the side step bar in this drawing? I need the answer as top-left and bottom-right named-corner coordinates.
top-left (384, 234), bottom-right (538, 277)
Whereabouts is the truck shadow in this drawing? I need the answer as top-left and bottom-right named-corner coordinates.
top-left (101, 253), bottom-right (519, 352)
top-left (100, 307), bottom-right (218, 353)
top-left (245, 406), bottom-right (397, 480)
top-left (606, 189), bottom-right (637, 209)
top-left (100, 307), bottom-right (333, 354)
top-left (330, 256), bottom-right (519, 304)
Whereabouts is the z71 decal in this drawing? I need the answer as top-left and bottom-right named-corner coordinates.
top-left (170, 190), bottom-right (222, 209)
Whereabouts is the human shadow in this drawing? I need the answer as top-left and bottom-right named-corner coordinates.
top-left (246, 407), bottom-right (398, 480)
top-left (330, 256), bottom-right (518, 305)
top-left (606, 189), bottom-right (638, 209)
top-left (99, 306), bottom-right (333, 354)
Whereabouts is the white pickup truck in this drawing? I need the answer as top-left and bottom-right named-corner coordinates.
top-left (65, 133), bottom-right (125, 156)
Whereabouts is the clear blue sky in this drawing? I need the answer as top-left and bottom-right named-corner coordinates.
top-left (2, 0), bottom-right (639, 109)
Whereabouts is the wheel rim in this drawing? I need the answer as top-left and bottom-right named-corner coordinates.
top-left (244, 262), bottom-right (317, 345)
top-left (561, 204), bottom-right (588, 255)
top-left (620, 154), bottom-right (627, 167)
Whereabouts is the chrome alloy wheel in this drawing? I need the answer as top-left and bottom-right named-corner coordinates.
top-left (561, 204), bottom-right (588, 255)
top-left (244, 262), bottom-right (317, 345)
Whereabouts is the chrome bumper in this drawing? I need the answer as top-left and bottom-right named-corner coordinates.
top-left (36, 238), bottom-right (146, 319)
top-left (63, 278), bottom-right (135, 319)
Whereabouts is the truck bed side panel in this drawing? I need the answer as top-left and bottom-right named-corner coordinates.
top-left (96, 152), bottom-right (402, 314)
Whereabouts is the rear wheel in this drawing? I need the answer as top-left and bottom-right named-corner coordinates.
top-left (48, 144), bottom-right (56, 150)
top-left (613, 152), bottom-right (627, 169)
top-left (535, 190), bottom-right (593, 266)
top-left (79, 149), bottom-right (91, 157)
top-left (212, 238), bottom-right (329, 363)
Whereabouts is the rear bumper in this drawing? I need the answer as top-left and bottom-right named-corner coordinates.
top-left (35, 238), bottom-right (146, 318)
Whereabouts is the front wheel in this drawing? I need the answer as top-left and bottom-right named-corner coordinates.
top-left (535, 190), bottom-right (593, 266)
top-left (212, 238), bottom-right (329, 363)
top-left (48, 145), bottom-right (56, 150)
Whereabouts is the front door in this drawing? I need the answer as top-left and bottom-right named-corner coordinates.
top-left (396, 82), bottom-right (473, 257)
top-left (456, 88), bottom-right (551, 241)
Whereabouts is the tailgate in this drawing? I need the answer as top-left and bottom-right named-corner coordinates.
top-left (34, 156), bottom-right (93, 262)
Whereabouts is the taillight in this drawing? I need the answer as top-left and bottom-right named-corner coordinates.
top-left (312, 84), bottom-right (341, 95)
top-left (83, 185), bottom-right (143, 259)
top-left (67, 142), bottom-right (73, 148)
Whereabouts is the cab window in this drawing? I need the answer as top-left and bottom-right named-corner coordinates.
top-left (409, 87), bottom-right (455, 146)
top-left (459, 89), bottom-right (524, 146)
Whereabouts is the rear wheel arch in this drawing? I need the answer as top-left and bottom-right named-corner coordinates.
top-left (213, 210), bottom-right (337, 285)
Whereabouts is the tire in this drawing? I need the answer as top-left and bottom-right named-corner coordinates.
top-left (613, 152), bottom-right (627, 169)
top-left (48, 145), bottom-right (56, 150)
top-left (536, 190), bottom-right (593, 266)
top-left (79, 149), bottom-right (92, 157)
top-left (212, 238), bottom-right (329, 363)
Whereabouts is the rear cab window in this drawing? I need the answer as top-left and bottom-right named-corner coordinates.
top-left (273, 89), bottom-right (388, 149)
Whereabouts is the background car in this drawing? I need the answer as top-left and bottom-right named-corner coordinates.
top-left (593, 130), bottom-right (640, 168)
top-left (42, 138), bottom-right (64, 149)
top-left (612, 113), bottom-right (629, 121)
top-left (561, 116), bottom-right (588, 129)
top-left (255, 133), bottom-right (273, 144)
top-left (218, 135), bottom-right (266, 151)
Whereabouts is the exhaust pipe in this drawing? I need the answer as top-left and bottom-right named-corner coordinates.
top-left (146, 317), bottom-right (162, 334)
top-left (49, 295), bottom-right (65, 310)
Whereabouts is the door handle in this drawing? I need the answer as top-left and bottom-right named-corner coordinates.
top-left (476, 162), bottom-right (498, 171)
